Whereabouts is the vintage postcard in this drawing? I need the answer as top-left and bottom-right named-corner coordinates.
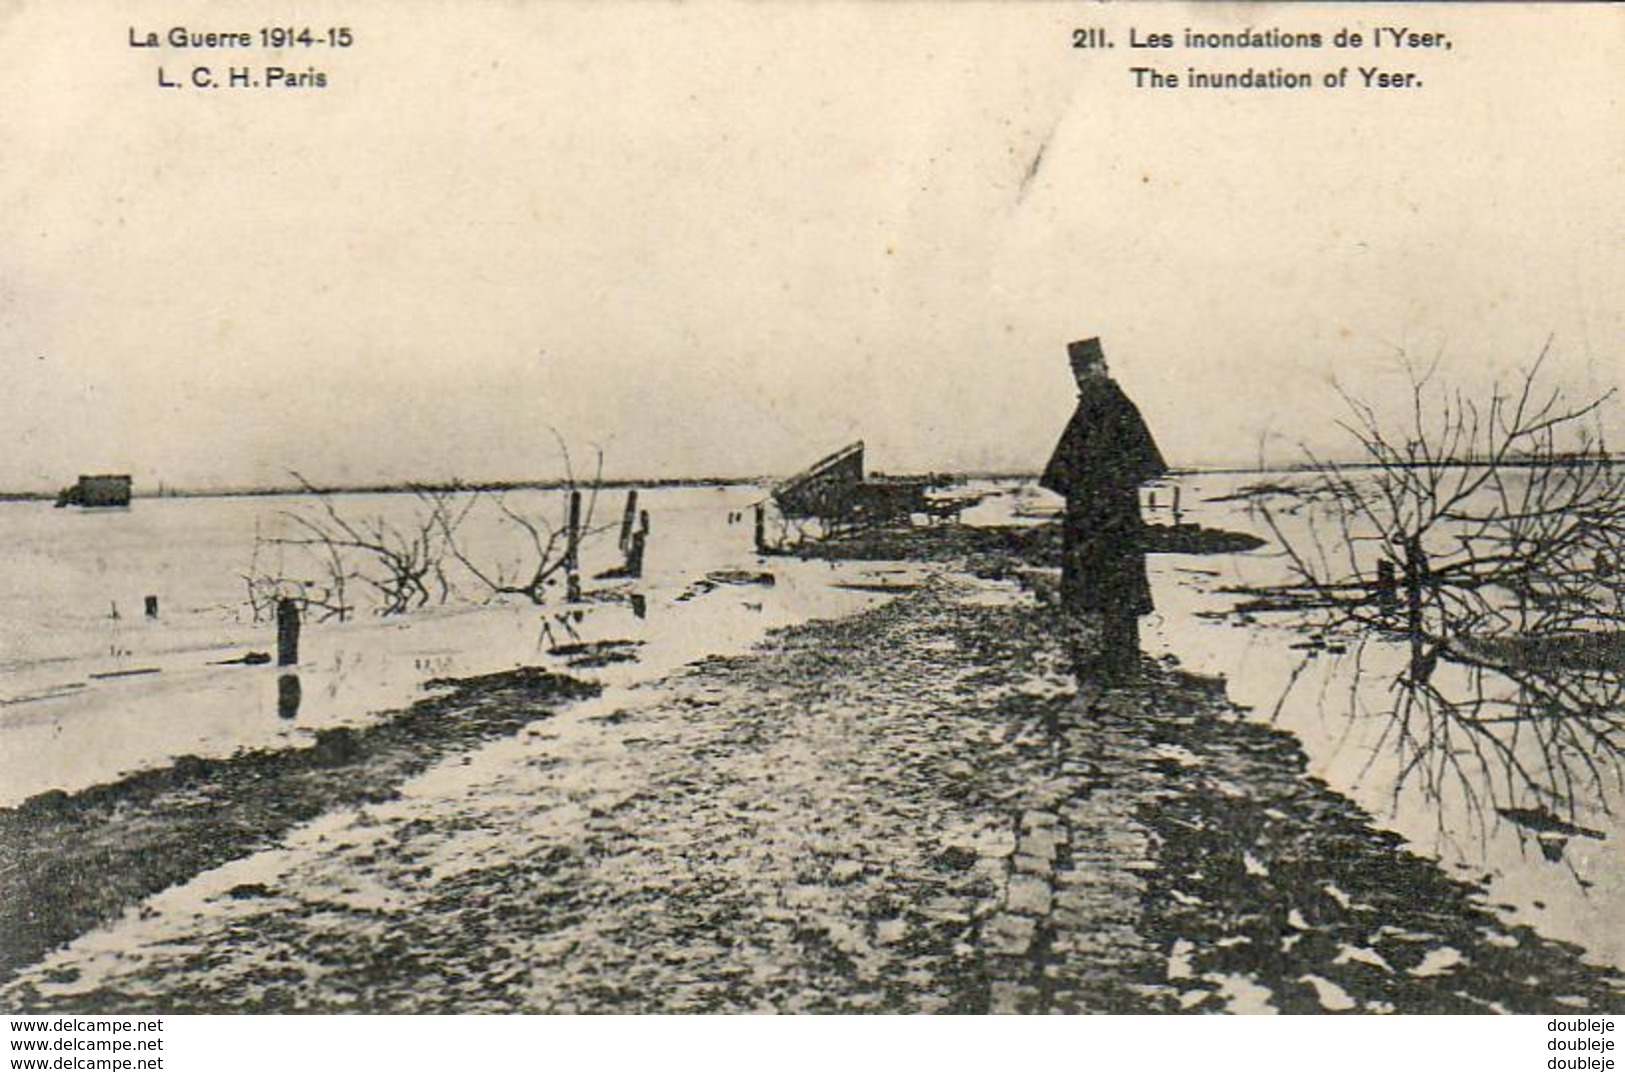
top-left (0, 0), bottom-right (1620, 1027)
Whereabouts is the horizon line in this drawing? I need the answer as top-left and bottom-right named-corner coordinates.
top-left (5, 454), bottom-right (1620, 502)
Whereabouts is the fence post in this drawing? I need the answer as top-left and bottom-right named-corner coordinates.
top-left (566, 489), bottom-right (583, 603)
top-left (276, 597), bottom-right (301, 666)
top-left (624, 510), bottom-right (650, 578)
top-left (1404, 537), bottom-right (1426, 639)
top-left (625, 531), bottom-right (646, 578)
top-left (277, 673), bottom-right (302, 719)
top-left (618, 490), bottom-right (639, 553)
top-left (1375, 558), bottom-right (1398, 615)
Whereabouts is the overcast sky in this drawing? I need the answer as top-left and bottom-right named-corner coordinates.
top-left (1, 2), bottom-right (1619, 490)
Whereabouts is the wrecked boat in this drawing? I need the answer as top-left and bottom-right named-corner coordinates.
top-left (772, 441), bottom-right (927, 531)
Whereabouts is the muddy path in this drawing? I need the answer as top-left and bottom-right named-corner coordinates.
top-left (2, 571), bottom-right (1618, 1013)
top-left (0, 669), bottom-right (597, 985)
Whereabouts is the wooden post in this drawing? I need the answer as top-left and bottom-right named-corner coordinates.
top-left (753, 503), bottom-right (767, 554)
top-left (1374, 558), bottom-right (1398, 621)
top-left (625, 530), bottom-right (646, 578)
top-left (565, 489), bottom-right (583, 603)
top-left (618, 490), bottom-right (639, 553)
top-left (619, 509), bottom-right (648, 578)
top-left (1172, 485), bottom-right (1183, 527)
top-left (276, 597), bottom-right (301, 666)
top-left (277, 673), bottom-right (302, 719)
top-left (1404, 537), bottom-right (1426, 639)
top-left (626, 510), bottom-right (650, 578)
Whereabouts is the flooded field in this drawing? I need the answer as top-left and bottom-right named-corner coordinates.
top-left (960, 472), bottom-right (1621, 973)
top-left (1138, 472), bottom-right (1623, 972)
top-left (0, 485), bottom-right (915, 805)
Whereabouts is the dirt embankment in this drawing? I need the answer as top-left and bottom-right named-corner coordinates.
top-left (0, 669), bottom-right (596, 985)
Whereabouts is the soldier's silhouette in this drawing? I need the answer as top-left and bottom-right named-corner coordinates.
top-left (1040, 338), bottom-right (1167, 683)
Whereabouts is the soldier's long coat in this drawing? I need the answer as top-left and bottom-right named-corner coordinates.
top-left (1041, 378), bottom-right (1168, 614)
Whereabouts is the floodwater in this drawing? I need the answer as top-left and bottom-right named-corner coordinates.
top-left (0, 485), bottom-right (922, 805)
top-left (964, 471), bottom-right (1621, 972)
top-left (1137, 472), bottom-right (1623, 972)
top-left (1, 473), bottom-right (1619, 977)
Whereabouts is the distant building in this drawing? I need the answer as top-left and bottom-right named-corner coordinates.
top-left (55, 474), bottom-right (133, 508)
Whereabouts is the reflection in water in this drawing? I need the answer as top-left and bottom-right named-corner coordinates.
top-left (1235, 467), bottom-right (1623, 891)
top-left (277, 673), bottom-right (302, 720)
top-left (1279, 634), bottom-right (1622, 878)
top-left (537, 611), bottom-right (581, 653)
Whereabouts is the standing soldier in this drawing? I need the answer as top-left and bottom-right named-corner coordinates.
top-left (1040, 337), bottom-right (1168, 682)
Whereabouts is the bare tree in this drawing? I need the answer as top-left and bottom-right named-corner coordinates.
top-left (435, 437), bottom-right (619, 605)
top-left (1238, 346), bottom-right (1624, 869)
top-left (247, 474), bottom-right (460, 618)
top-left (1254, 343), bottom-right (1623, 654)
top-left (241, 516), bottom-right (355, 623)
top-left (242, 435), bottom-right (625, 619)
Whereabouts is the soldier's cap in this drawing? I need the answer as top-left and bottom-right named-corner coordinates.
top-left (1068, 337), bottom-right (1107, 383)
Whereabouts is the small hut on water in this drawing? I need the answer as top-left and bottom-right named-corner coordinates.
top-left (55, 474), bottom-right (132, 508)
